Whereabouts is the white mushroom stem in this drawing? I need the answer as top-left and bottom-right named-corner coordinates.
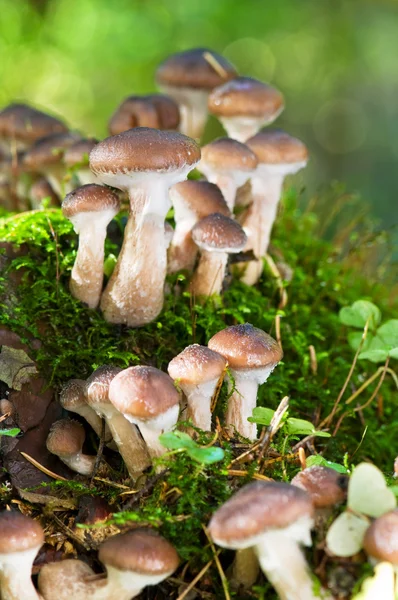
top-left (70, 209), bottom-right (117, 309)
top-left (67, 404), bottom-right (113, 445)
top-left (58, 452), bottom-right (96, 476)
top-left (225, 366), bottom-right (277, 440)
top-left (124, 405), bottom-right (180, 460)
top-left (0, 546), bottom-right (42, 600)
top-left (159, 85), bottom-right (209, 139)
top-left (76, 169), bottom-right (103, 187)
top-left (168, 218), bottom-right (198, 273)
top-left (87, 566), bottom-right (173, 600)
top-left (241, 163), bottom-right (306, 286)
top-left (191, 250), bottom-right (228, 297)
top-left (220, 111), bottom-right (283, 143)
top-left (101, 171), bottom-right (191, 326)
top-left (181, 378), bottom-right (221, 431)
top-left (200, 170), bottom-right (249, 212)
top-left (93, 403), bottom-right (151, 478)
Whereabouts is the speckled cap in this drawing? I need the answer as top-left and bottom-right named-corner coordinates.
top-left (291, 466), bottom-right (348, 508)
top-left (0, 510), bottom-right (44, 553)
top-left (247, 129), bottom-right (308, 165)
top-left (201, 138), bottom-right (258, 172)
top-left (109, 95), bottom-right (180, 135)
top-left (170, 180), bottom-right (230, 218)
top-left (89, 128), bottom-right (200, 176)
top-left (192, 213), bottom-right (247, 252)
top-left (108, 366), bottom-right (180, 420)
top-left (208, 77), bottom-right (284, 119)
top-left (208, 481), bottom-right (314, 545)
top-left (46, 419), bottom-right (85, 455)
top-left (363, 510), bottom-right (398, 564)
top-left (64, 138), bottom-right (98, 167)
top-left (86, 365), bottom-right (123, 407)
top-left (208, 323), bottom-right (283, 369)
top-left (168, 344), bottom-right (227, 385)
top-left (99, 528), bottom-right (179, 574)
top-left (62, 184), bottom-right (120, 217)
top-left (23, 132), bottom-right (81, 170)
top-left (59, 379), bottom-right (87, 410)
top-left (156, 48), bottom-right (237, 90)
top-left (0, 103), bottom-right (67, 144)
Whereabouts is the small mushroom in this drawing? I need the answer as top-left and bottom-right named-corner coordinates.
top-left (208, 323), bottom-right (283, 440)
top-left (89, 128), bottom-right (200, 327)
top-left (46, 419), bottom-right (97, 476)
top-left (108, 94), bottom-right (180, 135)
top-left (168, 179), bottom-right (230, 273)
top-left (168, 344), bottom-right (227, 431)
top-left (62, 184), bottom-right (121, 309)
top-left (208, 76), bottom-right (284, 142)
top-left (363, 509), bottom-right (398, 569)
top-left (0, 510), bottom-right (44, 600)
top-left (156, 48), bottom-right (237, 139)
top-left (190, 213), bottom-right (247, 298)
top-left (85, 365), bottom-right (151, 479)
top-left (29, 177), bottom-right (59, 208)
top-left (64, 138), bottom-right (100, 186)
top-left (199, 137), bottom-right (258, 211)
top-left (109, 366), bottom-right (181, 459)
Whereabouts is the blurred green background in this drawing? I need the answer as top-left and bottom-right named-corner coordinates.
top-left (1, 0), bottom-right (397, 246)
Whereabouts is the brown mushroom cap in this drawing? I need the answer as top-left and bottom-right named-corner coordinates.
top-left (59, 379), bottom-right (87, 411)
top-left (191, 213), bottom-right (247, 252)
top-left (0, 510), bottom-right (44, 553)
top-left (363, 510), bottom-right (398, 564)
top-left (208, 77), bottom-right (284, 119)
top-left (246, 129), bottom-right (309, 165)
top-left (109, 95), bottom-right (180, 135)
top-left (23, 132), bottom-right (81, 170)
top-left (99, 528), bottom-right (179, 574)
top-left (64, 138), bottom-right (99, 167)
top-left (108, 366), bottom-right (180, 420)
top-left (85, 365), bottom-right (123, 407)
top-left (156, 48), bottom-right (237, 90)
top-left (201, 138), bottom-right (258, 172)
top-left (62, 184), bottom-right (120, 218)
top-left (29, 178), bottom-right (59, 205)
top-left (208, 481), bottom-right (314, 545)
top-left (147, 94), bottom-right (180, 129)
top-left (291, 466), bottom-right (348, 508)
top-left (46, 419), bottom-right (85, 455)
top-left (0, 103), bottom-right (67, 144)
top-left (168, 344), bottom-right (227, 385)
top-left (89, 127), bottom-right (201, 176)
top-left (208, 323), bottom-right (283, 369)
top-left (170, 180), bottom-right (230, 218)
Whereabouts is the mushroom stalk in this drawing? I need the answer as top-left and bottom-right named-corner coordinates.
top-left (160, 86), bottom-right (209, 139)
top-left (206, 174), bottom-right (237, 212)
top-left (126, 405), bottom-right (180, 460)
top-left (0, 547), bottom-right (41, 600)
top-left (101, 174), bottom-right (187, 326)
top-left (219, 116), bottom-right (267, 144)
top-left (191, 250), bottom-right (228, 297)
top-left (168, 220), bottom-right (198, 273)
top-left (60, 452), bottom-right (96, 476)
top-left (183, 379), bottom-right (218, 431)
top-left (240, 173), bottom-right (283, 285)
top-left (70, 211), bottom-right (116, 309)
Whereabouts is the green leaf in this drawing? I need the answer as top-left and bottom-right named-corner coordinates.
top-left (377, 320), bottom-right (398, 347)
top-left (359, 349), bottom-right (389, 363)
top-left (103, 253), bottom-right (117, 278)
top-left (286, 418), bottom-right (330, 438)
top-left (306, 455), bottom-right (348, 473)
top-left (388, 486), bottom-right (398, 498)
top-left (0, 428), bottom-right (20, 437)
top-left (347, 331), bottom-right (372, 352)
top-left (158, 431), bottom-right (196, 450)
top-left (247, 407), bottom-right (275, 425)
top-left (339, 301), bottom-right (381, 330)
top-left (388, 348), bottom-right (398, 359)
top-left (187, 446), bottom-right (225, 464)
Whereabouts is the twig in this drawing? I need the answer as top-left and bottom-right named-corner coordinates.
top-left (123, 470), bottom-right (168, 509)
top-left (228, 470), bottom-right (272, 481)
top-left (50, 512), bottom-right (91, 552)
top-left (90, 418), bottom-right (106, 484)
top-left (275, 315), bottom-right (282, 350)
top-left (345, 366), bottom-right (398, 404)
top-left (19, 451), bottom-right (68, 481)
top-left (308, 345), bottom-right (317, 375)
top-left (257, 396), bottom-right (289, 463)
top-left (176, 555), bottom-right (217, 600)
top-left (202, 526), bottom-right (230, 600)
top-left (298, 447), bottom-right (307, 470)
top-left (203, 52), bottom-right (230, 79)
top-left (264, 253), bottom-right (288, 308)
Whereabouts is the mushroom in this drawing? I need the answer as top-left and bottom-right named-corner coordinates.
top-left (85, 365), bottom-right (151, 479)
top-left (208, 481), bottom-right (319, 600)
top-left (208, 323), bottom-right (283, 440)
top-left (199, 137), bottom-right (258, 211)
top-left (22, 131), bottom-right (81, 196)
top-left (168, 179), bottom-right (230, 273)
top-left (89, 128), bottom-right (200, 327)
top-left (156, 48), bottom-right (237, 139)
top-left (64, 138), bottom-right (100, 186)
top-left (108, 94), bottom-right (180, 135)
top-left (168, 344), bottom-right (227, 431)
top-left (29, 177), bottom-right (59, 208)
top-left (46, 418), bottom-right (97, 476)
top-left (62, 184), bottom-right (121, 309)
top-left (0, 510), bottom-right (44, 600)
top-left (190, 213), bottom-right (247, 298)
top-left (363, 510), bottom-right (398, 570)
top-left (108, 365), bottom-right (181, 459)
top-left (208, 76), bottom-right (284, 142)
top-left (38, 529), bottom-right (179, 600)
top-left (240, 129), bottom-right (308, 285)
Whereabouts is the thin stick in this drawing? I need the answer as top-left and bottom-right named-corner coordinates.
top-left (264, 253), bottom-right (288, 308)
top-left (51, 513), bottom-right (91, 552)
top-left (258, 396), bottom-right (289, 463)
top-left (275, 314), bottom-right (282, 350)
top-left (345, 366), bottom-right (398, 404)
top-left (176, 556), bottom-right (217, 600)
top-left (203, 526), bottom-right (230, 600)
top-left (203, 52), bottom-right (230, 79)
top-left (298, 447), bottom-right (307, 470)
top-left (353, 358), bottom-right (390, 413)
top-left (308, 345), bottom-right (317, 375)
top-left (19, 451), bottom-right (68, 481)
top-left (228, 470), bottom-right (272, 481)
